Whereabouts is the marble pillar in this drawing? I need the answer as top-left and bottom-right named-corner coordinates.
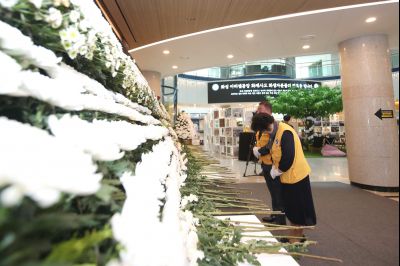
top-left (339, 34), bottom-right (399, 191)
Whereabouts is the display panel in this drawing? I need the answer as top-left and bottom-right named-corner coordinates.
top-left (208, 79), bottom-right (321, 103)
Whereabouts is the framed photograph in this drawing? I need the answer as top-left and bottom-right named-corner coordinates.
top-left (220, 136), bottom-right (226, 145)
top-left (227, 137), bottom-right (233, 145)
top-left (226, 146), bottom-right (232, 155)
top-left (322, 121), bottom-right (330, 127)
top-left (219, 118), bottom-right (225, 128)
top-left (331, 121), bottom-right (339, 127)
top-left (233, 147), bottom-right (239, 157)
top-left (220, 146), bottom-right (226, 154)
top-left (339, 121), bottom-right (345, 126)
top-left (314, 126), bottom-right (322, 133)
top-left (331, 126), bottom-right (340, 133)
top-left (322, 127), bottom-right (331, 134)
top-left (214, 120), bottom-right (219, 128)
top-left (314, 120), bottom-right (322, 126)
top-left (214, 129), bottom-right (219, 136)
top-left (232, 108), bottom-right (243, 118)
top-left (214, 110), bottom-right (219, 119)
top-left (233, 128), bottom-right (242, 138)
top-left (225, 128), bottom-right (232, 136)
top-left (225, 108), bottom-right (232, 118)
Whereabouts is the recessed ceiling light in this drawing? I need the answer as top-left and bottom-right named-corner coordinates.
top-left (246, 33), bottom-right (254, 38)
top-left (172, 65), bottom-right (178, 69)
top-left (163, 50), bottom-right (170, 55)
top-left (365, 17), bottom-right (376, 23)
top-left (300, 34), bottom-right (316, 40)
top-left (302, 45), bottom-right (311, 50)
top-left (227, 54), bottom-right (234, 59)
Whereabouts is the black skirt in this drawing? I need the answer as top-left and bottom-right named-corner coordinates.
top-left (281, 176), bottom-right (317, 226)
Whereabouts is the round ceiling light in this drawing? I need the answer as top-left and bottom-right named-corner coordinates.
top-left (163, 50), bottom-right (170, 55)
top-left (300, 34), bottom-right (316, 40)
top-left (302, 45), bottom-right (311, 50)
top-left (365, 17), bottom-right (377, 23)
top-left (172, 65), bottom-right (178, 69)
top-left (227, 54), bottom-right (234, 59)
top-left (246, 33), bottom-right (254, 38)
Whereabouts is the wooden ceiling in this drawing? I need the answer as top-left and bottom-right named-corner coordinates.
top-left (97, 0), bottom-right (388, 49)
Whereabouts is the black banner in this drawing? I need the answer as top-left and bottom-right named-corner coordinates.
top-left (208, 79), bottom-right (322, 103)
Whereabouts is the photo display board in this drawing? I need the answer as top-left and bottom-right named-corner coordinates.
top-left (208, 79), bottom-right (321, 103)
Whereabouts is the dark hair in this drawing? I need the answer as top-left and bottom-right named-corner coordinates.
top-left (283, 115), bottom-right (291, 122)
top-left (251, 113), bottom-right (275, 132)
top-left (258, 101), bottom-right (272, 113)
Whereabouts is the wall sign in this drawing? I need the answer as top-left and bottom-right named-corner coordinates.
top-left (208, 79), bottom-right (321, 103)
top-left (374, 108), bottom-right (394, 120)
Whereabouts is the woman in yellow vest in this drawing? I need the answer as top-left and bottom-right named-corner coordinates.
top-left (253, 101), bottom-right (286, 225)
top-left (252, 113), bottom-right (317, 243)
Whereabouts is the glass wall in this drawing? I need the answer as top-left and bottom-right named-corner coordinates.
top-left (295, 54), bottom-right (340, 79)
top-left (183, 51), bottom-right (399, 80)
top-left (161, 76), bottom-right (177, 122)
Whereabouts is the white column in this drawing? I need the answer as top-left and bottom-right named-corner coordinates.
top-left (339, 34), bottom-right (399, 191)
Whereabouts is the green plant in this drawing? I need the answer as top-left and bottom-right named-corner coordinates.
top-left (267, 86), bottom-right (343, 119)
top-left (267, 86), bottom-right (343, 149)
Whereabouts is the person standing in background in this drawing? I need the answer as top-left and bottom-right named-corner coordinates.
top-left (252, 113), bottom-right (317, 243)
top-left (253, 101), bottom-right (286, 225)
top-left (283, 114), bottom-right (293, 128)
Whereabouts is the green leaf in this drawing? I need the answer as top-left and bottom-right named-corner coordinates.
top-left (45, 228), bottom-right (113, 263)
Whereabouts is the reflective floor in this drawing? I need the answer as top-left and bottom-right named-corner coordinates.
top-left (212, 152), bottom-right (350, 184)
top-left (204, 149), bottom-right (399, 201)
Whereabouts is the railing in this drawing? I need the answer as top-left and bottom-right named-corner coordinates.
top-left (183, 51), bottom-right (399, 80)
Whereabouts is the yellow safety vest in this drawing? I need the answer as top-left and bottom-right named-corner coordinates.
top-left (255, 131), bottom-right (272, 165)
top-left (271, 123), bottom-right (311, 184)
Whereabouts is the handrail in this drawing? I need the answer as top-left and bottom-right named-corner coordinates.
top-left (184, 52), bottom-right (399, 80)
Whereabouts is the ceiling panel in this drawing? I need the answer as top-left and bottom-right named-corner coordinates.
top-left (99, 0), bottom-right (388, 49)
top-left (128, 1), bottom-right (399, 77)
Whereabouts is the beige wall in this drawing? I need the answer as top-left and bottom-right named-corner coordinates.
top-left (142, 70), bottom-right (161, 98)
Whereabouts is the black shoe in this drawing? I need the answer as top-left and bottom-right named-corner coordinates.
top-left (262, 216), bottom-right (276, 223)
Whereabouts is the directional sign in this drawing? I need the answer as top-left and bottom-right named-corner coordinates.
top-left (374, 109), bottom-right (394, 120)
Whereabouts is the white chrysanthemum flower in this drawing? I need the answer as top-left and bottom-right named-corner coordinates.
top-left (28, 45), bottom-right (62, 70)
top-left (28, 0), bottom-right (43, 8)
top-left (79, 18), bottom-right (91, 32)
top-left (0, 117), bottom-right (102, 208)
top-left (48, 115), bottom-right (125, 161)
top-left (69, 10), bottom-right (81, 23)
top-left (0, 51), bottom-right (26, 96)
top-left (0, 21), bottom-right (34, 56)
top-left (46, 7), bottom-right (63, 28)
top-left (53, 0), bottom-right (70, 7)
top-left (0, 0), bottom-right (18, 8)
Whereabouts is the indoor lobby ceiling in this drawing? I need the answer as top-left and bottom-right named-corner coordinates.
top-left (97, 0), bottom-right (389, 49)
top-left (97, 0), bottom-right (399, 77)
